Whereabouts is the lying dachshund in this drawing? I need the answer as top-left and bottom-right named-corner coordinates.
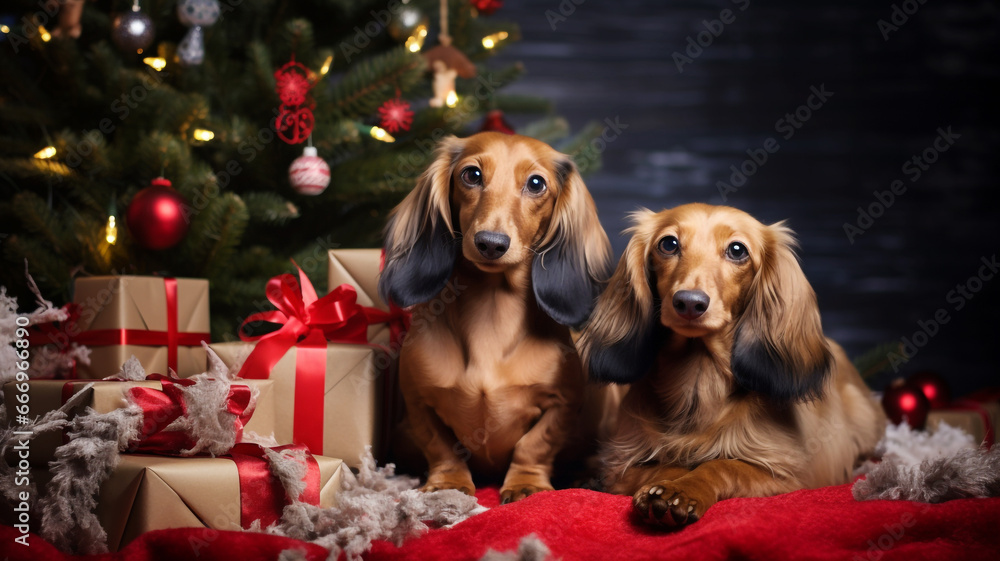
top-left (379, 132), bottom-right (612, 503)
top-left (579, 203), bottom-right (885, 526)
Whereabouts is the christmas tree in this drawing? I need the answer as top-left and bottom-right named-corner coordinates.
top-left (0, 0), bottom-right (602, 339)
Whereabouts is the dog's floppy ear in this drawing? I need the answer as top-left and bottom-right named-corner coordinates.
top-left (532, 157), bottom-right (612, 328)
top-left (731, 223), bottom-right (832, 402)
top-left (379, 136), bottom-right (464, 308)
top-left (578, 209), bottom-right (666, 384)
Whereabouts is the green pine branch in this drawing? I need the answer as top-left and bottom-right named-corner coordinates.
top-left (327, 47), bottom-right (426, 120)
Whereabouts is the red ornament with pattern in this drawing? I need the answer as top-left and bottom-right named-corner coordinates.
top-left (274, 58), bottom-right (317, 144)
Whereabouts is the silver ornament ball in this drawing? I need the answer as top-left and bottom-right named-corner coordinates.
top-left (387, 5), bottom-right (427, 41)
top-left (112, 9), bottom-right (155, 53)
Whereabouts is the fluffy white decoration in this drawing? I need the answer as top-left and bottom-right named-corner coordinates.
top-left (114, 355), bottom-right (147, 381)
top-left (37, 405), bottom-right (144, 554)
top-left (479, 534), bottom-right (553, 561)
top-left (1, 341), bottom-right (487, 558)
top-left (264, 447), bottom-right (487, 561)
top-left (854, 421), bottom-right (1000, 503)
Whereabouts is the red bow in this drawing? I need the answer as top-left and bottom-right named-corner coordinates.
top-left (126, 374), bottom-right (255, 454)
top-left (237, 264), bottom-right (371, 378)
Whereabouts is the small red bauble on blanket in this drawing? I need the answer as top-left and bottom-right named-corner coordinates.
top-left (908, 370), bottom-right (952, 409)
top-left (883, 377), bottom-right (931, 429)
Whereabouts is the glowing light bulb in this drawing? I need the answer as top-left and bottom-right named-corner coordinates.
top-left (1, 25), bottom-right (11, 34)
top-left (192, 129), bottom-right (215, 142)
top-left (34, 146), bottom-right (56, 159)
top-left (320, 55), bottom-right (334, 75)
top-left (405, 24), bottom-right (427, 52)
top-left (445, 90), bottom-right (458, 108)
top-left (106, 216), bottom-right (118, 245)
top-left (143, 57), bottom-right (167, 71)
top-left (370, 126), bottom-right (395, 143)
top-left (39, 25), bottom-right (51, 42)
top-left (482, 31), bottom-right (509, 50)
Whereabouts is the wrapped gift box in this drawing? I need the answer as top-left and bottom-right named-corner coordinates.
top-left (927, 397), bottom-right (999, 446)
top-left (328, 249), bottom-right (405, 464)
top-left (211, 337), bottom-right (388, 468)
top-left (72, 276), bottom-right (210, 378)
top-left (2, 379), bottom-right (276, 467)
top-left (327, 249), bottom-right (388, 310)
top-left (98, 452), bottom-right (343, 551)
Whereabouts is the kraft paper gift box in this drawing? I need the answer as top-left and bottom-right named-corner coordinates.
top-left (210, 256), bottom-right (402, 467)
top-left (327, 248), bottom-right (388, 312)
top-left (71, 276), bottom-right (210, 378)
top-left (2, 378), bottom-right (276, 467)
top-left (97, 452), bottom-right (343, 551)
top-left (211, 335), bottom-right (390, 469)
top-left (327, 249), bottom-right (404, 464)
top-left (927, 395), bottom-right (999, 446)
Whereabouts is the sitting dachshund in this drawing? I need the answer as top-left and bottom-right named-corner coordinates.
top-left (379, 132), bottom-right (612, 503)
top-left (579, 203), bottom-right (885, 526)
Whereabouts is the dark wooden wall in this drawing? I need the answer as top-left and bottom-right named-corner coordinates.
top-left (494, 0), bottom-right (999, 394)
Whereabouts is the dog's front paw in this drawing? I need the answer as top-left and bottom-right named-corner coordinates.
top-left (422, 472), bottom-right (475, 496)
top-left (499, 483), bottom-right (552, 504)
top-left (633, 481), bottom-right (711, 528)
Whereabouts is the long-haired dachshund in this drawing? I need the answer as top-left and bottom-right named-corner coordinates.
top-left (379, 132), bottom-right (612, 503)
top-left (579, 203), bottom-right (885, 526)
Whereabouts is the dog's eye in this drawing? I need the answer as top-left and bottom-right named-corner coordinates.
top-left (460, 166), bottom-right (483, 187)
top-left (726, 241), bottom-right (749, 261)
top-left (525, 175), bottom-right (547, 195)
top-left (658, 236), bottom-right (679, 256)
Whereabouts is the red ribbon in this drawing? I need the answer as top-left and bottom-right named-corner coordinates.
top-left (123, 377), bottom-right (319, 529)
top-left (230, 443), bottom-right (320, 528)
top-left (126, 374), bottom-right (255, 454)
top-left (28, 278), bottom-right (210, 374)
top-left (237, 263), bottom-right (370, 454)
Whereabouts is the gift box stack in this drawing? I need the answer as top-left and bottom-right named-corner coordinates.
top-left (4, 251), bottom-right (399, 551)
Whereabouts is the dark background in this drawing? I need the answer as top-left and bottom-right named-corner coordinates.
top-left (493, 0), bottom-right (999, 395)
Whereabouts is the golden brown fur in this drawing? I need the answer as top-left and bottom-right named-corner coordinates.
top-left (379, 132), bottom-right (612, 503)
top-left (578, 203), bottom-right (885, 526)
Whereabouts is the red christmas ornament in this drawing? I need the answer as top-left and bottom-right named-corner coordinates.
top-left (274, 58), bottom-right (317, 144)
top-left (882, 378), bottom-right (931, 429)
top-left (907, 371), bottom-right (952, 409)
top-left (378, 97), bottom-right (414, 133)
top-left (471, 0), bottom-right (503, 16)
top-left (288, 146), bottom-right (331, 196)
top-left (127, 177), bottom-right (190, 250)
top-left (480, 109), bottom-right (515, 134)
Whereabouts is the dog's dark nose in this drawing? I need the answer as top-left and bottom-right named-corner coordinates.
top-left (474, 231), bottom-right (510, 260)
top-left (673, 290), bottom-right (710, 320)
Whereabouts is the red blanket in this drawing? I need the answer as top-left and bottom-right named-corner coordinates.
top-left (4, 484), bottom-right (998, 560)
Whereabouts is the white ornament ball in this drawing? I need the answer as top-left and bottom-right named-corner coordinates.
top-left (177, 0), bottom-right (220, 27)
top-left (289, 147), bottom-right (331, 196)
